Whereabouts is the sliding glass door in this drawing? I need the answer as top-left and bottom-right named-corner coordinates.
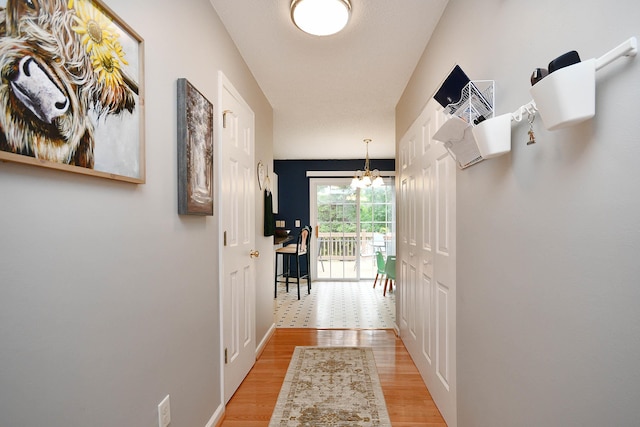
top-left (310, 178), bottom-right (395, 281)
top-left (358, 183), bottom-right (396, 277)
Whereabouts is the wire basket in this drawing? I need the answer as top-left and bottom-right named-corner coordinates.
top-left (446, 80), bottom-right (495, 125)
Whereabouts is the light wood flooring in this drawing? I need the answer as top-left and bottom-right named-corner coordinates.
top-left (219, 328), bottom-right (447, 427)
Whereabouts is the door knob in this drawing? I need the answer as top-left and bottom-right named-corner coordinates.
top-left (249, 250), bottom-right (260, 258)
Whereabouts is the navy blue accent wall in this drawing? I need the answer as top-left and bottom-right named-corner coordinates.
top-left (273, 159), bottom-right (395, 235)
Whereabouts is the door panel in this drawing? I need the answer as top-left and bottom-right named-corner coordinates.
top-left (398, 99), bottom-right (457, 426)
top-left (228, 270), bottom-right (238, 364)
top-left (421, 146), bottom-right (434, 368)
top-left (220, 73), bottom-right (256, 403)
top-left (422, 163), bottom-right (432, 252)
top-left (409, 264), bottom-right (417, 340)
top-left (421, 271), bottom-right (432, 365)
top-left (399, 178), bottom-right (409, 332)
top-left (398, 126), bottom-right (419, 356)
top-left (437, 281), bottom-right (450, 389)
top-left (409, 176), bottom-right (416, 247)
top-left (401, 177), bottom-right (408, 246)
top-left (436, 153), bottom-right (451, 256)
top-left (430, 137), bottom-right (457, 424)
top-left (312, 181), bottom-right (359, 281)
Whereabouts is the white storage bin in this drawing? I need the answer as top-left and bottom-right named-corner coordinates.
top-left (433, 79), bottom-right (495, 169)
top-left (432, 116), bottom-right (483, 169)
top-left (472, 114), bottom-right (512, 159)
top-left (530, 58), bottom-right (596, 130)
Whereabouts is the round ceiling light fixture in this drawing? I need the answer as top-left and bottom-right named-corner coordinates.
top-left (290, 0), bottom-right (351, 36)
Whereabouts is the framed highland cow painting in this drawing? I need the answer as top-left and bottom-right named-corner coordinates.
top-left (0, 0), bottom-right (145, 183)
top-left (177, 78), bottom-right (214, 216)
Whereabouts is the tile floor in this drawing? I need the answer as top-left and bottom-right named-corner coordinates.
top-left (274, 280), bottom-right (396, 329)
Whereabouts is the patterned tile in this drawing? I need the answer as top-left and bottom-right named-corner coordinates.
top-left (274, 280), bottom-right (396, 328)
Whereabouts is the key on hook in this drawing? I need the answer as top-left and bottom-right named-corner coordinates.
top-left (527, 111), bottom-right (537, 145)
top-left (527, 129), bottom-right (536, 145)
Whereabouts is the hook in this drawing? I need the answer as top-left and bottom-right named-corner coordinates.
top-left (511, 101), bottom-right (538, 122)
top-left (223, 110), bottom-right (233, 129)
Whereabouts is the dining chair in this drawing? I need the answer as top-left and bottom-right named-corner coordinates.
top-left (373, 251), bottom-right (386, 289)
top-left (274, 225), bottom-right (312, 300)
top-left (383, 255), bottom-right (396, 297)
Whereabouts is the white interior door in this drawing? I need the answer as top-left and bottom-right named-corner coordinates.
top-left (219, 72), bottom-right (256, 403)
top-left (398, 99), bottom-right (457, 426)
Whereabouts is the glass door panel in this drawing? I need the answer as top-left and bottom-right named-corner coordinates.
top-left (357, 182), bottom-right (396, 279)
top-left (312, 178), bottom-right (396, 281)
top-left (316, 182), bottom-right (359, 280)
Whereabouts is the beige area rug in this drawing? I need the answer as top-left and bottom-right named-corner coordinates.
top-left (269, 346), bottom-right (392, 427)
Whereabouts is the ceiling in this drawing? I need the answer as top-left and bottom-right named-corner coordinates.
top-left (209, 0), bottom-right (448, 160)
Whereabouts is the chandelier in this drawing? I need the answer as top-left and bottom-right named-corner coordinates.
top-left (351, 139), bottom-right (384, 188)
top-left (290, 0), bottom-right (351, 36)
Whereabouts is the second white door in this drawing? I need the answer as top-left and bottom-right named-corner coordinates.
top-left (219, 72), bottom-right (256, 403)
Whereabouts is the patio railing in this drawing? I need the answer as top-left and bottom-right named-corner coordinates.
top-left (317, 232), bottom-right (393, 261)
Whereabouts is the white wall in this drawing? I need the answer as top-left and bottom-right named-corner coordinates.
top-left (397, 0), bottom-right (640, 425)
top-left (0, 0), bottom-right (273, 426)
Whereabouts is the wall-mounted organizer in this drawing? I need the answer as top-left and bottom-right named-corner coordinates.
top-left (472, 113), bottom-right (513, 159)
top-left (433, 80), bottom-right (495, 169)
top-left (530, 38), bottom-right (637, 131)
top-left (435, 37), bottom-right (637, 168)
top-left (529, 58), bottom-right (596, 130)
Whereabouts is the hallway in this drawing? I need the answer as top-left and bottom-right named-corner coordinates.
top-left (220, 329), bottom-right (447, 427)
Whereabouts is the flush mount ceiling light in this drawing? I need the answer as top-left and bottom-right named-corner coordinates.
top-left (351, 139), bottom-right (384, 189)
top-left (291, 0), bottom-right (351, 36)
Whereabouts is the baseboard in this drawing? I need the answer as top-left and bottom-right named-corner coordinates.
top-left (256, 322), bottom-right (276, 359)
top-left (205, 403), bottom-right (225, 427)
top-left (208, 324), bottom-right (274, 427)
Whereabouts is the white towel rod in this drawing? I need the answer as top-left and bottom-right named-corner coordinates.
top-left (595, 37), bottom-right (637, 71)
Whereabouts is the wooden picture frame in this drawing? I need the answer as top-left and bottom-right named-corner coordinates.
top-left (177, 78), bottom-right (214, 216)
top-left (0, 0), bottom-right (145, 183)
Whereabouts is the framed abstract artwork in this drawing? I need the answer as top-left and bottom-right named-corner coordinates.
top-left (177, 78), bottom-right (214, 216)
top-left (0, 0), bottom-right (145, 183)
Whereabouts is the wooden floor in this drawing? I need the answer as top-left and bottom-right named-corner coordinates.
top-left (219, 328), bottom-right (447, 427)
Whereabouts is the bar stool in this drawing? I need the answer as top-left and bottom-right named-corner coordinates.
top-left (274, 226), bottom-right (312, 299)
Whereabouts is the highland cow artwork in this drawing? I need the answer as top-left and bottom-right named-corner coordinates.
top-left (0, 0), bottom-right (144, 183)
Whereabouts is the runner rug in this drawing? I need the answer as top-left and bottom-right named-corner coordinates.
top-left (269, 346), bottom-right (392, 427)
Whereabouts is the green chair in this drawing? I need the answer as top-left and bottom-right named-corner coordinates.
top-left (373, 251), bottom-right (386, 289)
top-left (383, 255), bottom-right (396, 296)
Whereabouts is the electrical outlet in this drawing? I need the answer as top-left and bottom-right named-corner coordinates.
top-left (158, 395), bottom-right (171, 427)
top-left (295, 219), bottom-right (300, 227)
